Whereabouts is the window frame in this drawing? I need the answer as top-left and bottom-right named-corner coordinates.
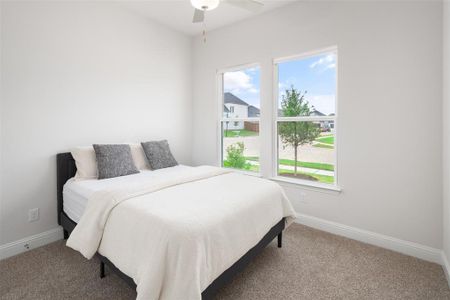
top-left (272, 47), bottom-right (339, 190)
top-left (216, 63), bottom-right (262, 176)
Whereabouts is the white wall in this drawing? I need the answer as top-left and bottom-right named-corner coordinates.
top-left (0, 3), bottom-right (3, 247)
top-left (0, 2), bottom-right (192, 245)
top-left (192, 1), bottom-right (443, 248)
top-left (443, 0), bottom-right (450, 266)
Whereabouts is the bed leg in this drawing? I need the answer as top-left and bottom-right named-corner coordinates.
top-left (277, 232), bottom-right (282, 248)
top-left (100, 261), bottom-right (105, 279)
top-left (63, 230), bottom-right (69, 240)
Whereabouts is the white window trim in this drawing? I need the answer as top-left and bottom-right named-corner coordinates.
top-left (272, 176), bottom-right (342, 193)
top-left (217, 64), bottom-right (261, 176)
top-left (273, 46), bottom-right (338, 64)
top-left (277, 116), bottom-right (335, 122)
top-left (217, 62), bottom-right (260, 74)
top-left (220, 117), bottom-right (260, 122)
top-left (214, 48), bottom-right (341, 192)
top-left (272, 46), bottom-right (340, 191)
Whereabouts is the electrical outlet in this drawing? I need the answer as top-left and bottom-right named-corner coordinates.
top-left (28, 208), bottom-right (39, 222)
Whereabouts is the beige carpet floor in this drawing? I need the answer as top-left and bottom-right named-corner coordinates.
top-left (1, 223), bottom-right (450, 300)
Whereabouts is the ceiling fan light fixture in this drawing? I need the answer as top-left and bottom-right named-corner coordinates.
top-left (190, 0), bottom-right (220, 11)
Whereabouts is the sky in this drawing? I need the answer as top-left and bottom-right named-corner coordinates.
top-left (223, 67), bottom-right (260, 107)
top-left (223, 52), bottom-right (336, 115)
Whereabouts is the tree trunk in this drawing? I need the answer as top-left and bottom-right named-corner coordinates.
top-left (294, 145), bottom-right (298, 176)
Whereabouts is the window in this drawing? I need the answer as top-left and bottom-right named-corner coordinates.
top-left (219, 65), bottom-right (260, 173)
top-left (274, 49), bottom-right (337, 186)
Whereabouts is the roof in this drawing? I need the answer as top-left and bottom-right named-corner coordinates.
top-left (310, 109), bottom-right (326, 116)
top-left (248, 105), bottom-right (260, 117)
top-left (224, 92), bottom-right (249, 106)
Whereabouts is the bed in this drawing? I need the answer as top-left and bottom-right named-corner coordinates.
top-left (57, 152), bottom-right (295, 300)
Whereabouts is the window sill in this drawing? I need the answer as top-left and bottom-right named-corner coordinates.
top-left (222, 167), bottom-right (262, 178)
top-left (270, 176), bottom-right (342, 193)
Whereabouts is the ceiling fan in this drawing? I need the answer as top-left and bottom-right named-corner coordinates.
top-left (191, 0), bottom-right (264, 23)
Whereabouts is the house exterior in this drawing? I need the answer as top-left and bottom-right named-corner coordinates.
top-left (311, 108), bottom-right (334, 132)
top-left (223, 92), bottom-right (260, 130)
top-left (278, 106), bottom-right (335, 132)
top-left (222, 93), bottom-right (335, 132)
top-left (248, 105), bottom-right (260, 118)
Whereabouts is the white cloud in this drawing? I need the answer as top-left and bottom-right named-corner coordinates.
top-left (279, 82), bottom-right (287, 89)
top-left (278, 79), bottom-right (296, 91)
top-left (309, 54), bottom-right (336, 70)
top-left (224, 71), bottom-right (258, 94)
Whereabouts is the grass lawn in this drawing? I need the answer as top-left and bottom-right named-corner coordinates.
top-left (223, 129), bottom-right (258, 137)
top-left (278, 158), bottom-right (334, 171)
top-left (312, 143), bottom-right (334, 149)
top-left (245, 157), bottom-right (334, 171)
top-left (223, 161), bottom-right (333, 184)
top-left (248, 164), bottom-right (259, 172)
top-left (278, 169), bottom-right (334, 184)
top-left (315, 135), bottom-right (334, 145)
top-left (223, 160), bottom-right (259, 172)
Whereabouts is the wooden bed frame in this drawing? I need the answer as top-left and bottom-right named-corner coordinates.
top-left (57, 152), bottom-right (285, 299)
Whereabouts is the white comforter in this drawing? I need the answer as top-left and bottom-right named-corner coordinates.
top-left (67, 166), bottom-right (296, 300)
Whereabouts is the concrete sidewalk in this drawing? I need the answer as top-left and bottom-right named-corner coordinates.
top-left (247, 160), bottom-right (334, 176)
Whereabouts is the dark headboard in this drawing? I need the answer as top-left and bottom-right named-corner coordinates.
top-left (57, 152), bottom-right (77, 225)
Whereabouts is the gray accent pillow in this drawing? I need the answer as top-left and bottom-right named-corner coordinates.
top-left (93, 144), bottom-right (139, 179)
top-left (141, 140), bottom-right (178, 170)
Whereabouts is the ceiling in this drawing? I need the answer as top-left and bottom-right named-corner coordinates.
top-left (120, 0), bottom-right (298, 36)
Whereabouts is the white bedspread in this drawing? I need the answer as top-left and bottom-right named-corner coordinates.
top-left (63, 166), bottom-right (200, 223)
top-left (67, 166), bottom-right (296, 300)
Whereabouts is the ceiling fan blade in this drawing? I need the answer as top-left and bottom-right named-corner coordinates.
top-left (193, 9), bottom-right (205, 23)
top-left (223, 0), bottom-right (264, 12)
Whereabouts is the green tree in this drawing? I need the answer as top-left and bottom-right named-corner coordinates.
top-left (278, 87), bottom-right (320, 176)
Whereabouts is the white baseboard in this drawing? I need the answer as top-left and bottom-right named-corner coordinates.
top-left (441, 251), bottom-right (450, 288)
top-left (0, 227), bottom-right (63, 260)
top-left (0, 217), bottom-right (445, 271)
top-left (295, 213), bottom-right (442, 264)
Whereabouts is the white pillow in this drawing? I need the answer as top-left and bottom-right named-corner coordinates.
top-left (71, 146), bottom-right (98, 180)
top-left (129, 143), bottom-right (151, 171)
top-left (71, 144), bottom-right (150, 180)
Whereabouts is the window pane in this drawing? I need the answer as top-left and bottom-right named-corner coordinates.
top-left (278, 52), bottom-right (336, 117)
top-left (277, 121), bottom-right (335, 184)
top-left (222, 121), bottom-right (260, 173)
top-left (223, 67), bottom-right (260, 119)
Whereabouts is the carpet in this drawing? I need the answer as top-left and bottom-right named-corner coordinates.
top-left (1, 223), bottom-right (449, 299)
